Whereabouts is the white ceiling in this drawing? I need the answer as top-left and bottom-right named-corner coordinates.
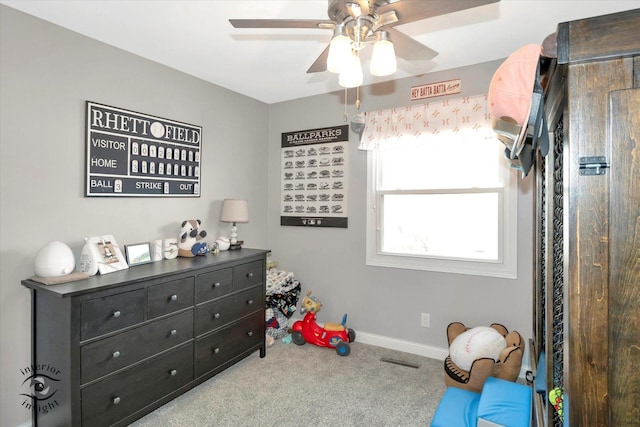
top-left (3, 1), bottom-right (640, 104)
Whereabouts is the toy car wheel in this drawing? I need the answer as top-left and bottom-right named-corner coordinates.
top-left (347, 328), bottom-right (356, 343)
top-left (335, 341), bottom-right (350, 356)
top-left (291, 331), bottom-right (306, 345)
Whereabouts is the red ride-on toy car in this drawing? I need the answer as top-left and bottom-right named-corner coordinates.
top-left (291, 290), bottom-right (356, 356)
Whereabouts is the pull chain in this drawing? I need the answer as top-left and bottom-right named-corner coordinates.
top-left (343, 86), bottom-right (362, 121)
top-left (343, 87), bottom-right (348, 122)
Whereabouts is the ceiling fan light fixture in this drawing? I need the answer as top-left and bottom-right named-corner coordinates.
top-left (327, 25), bottom-right (351, 74)
top-left (370, 31), bottom-right (397, 77)
top-left (338, 52), bottom-right (363, 88)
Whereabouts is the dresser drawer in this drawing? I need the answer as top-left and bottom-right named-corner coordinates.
top-left (195, 311), bottom-right (262, 377)
top-left (147, 277), bottom-right (194, 319)
top-left (195, 267), bottom-right (233, 303)
top-left (233, 260), bottom-right (264, 291)
top-left (81, 342), bottom-right (194, 427)
top-left (195, 286), bottom-right (263, 336)
top-left (81, 309), bottom-right (193, 384)
top-left (81, 289), bottom-right (145, 341)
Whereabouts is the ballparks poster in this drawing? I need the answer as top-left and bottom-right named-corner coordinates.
top-left (280, 125), bottom-right (348, 228)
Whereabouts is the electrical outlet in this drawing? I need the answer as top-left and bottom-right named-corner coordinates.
top-left (421, 313), bottom-right (430, 328)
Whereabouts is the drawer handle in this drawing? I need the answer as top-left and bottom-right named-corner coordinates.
top-left (246, 272), bottom-right (254, 278)
top-left (213, 282), bottom-right (221, 288)
top-left (169, 369), bottom-right (177, 376)
top-left (113, 396), bottom-right (121, 405)
top-left (113, 310), bottom-right (121, 318)
top-left (213, 347), bottom-right (220, 354)
top-left (170, 329), bottom-right (177, 336)
top-left (170, 294), bottom-right (178, 301)
top-left (247, 331), bottom-right (254, 337)
top-left (247, 299), bottom-right (254, 305)
top-left (213, 313), bottom-right (221, 319)
top-left (112, 351), bottom-right (120, 358)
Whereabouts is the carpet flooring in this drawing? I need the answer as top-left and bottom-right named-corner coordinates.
top-left (130, 339), bottom-right (446, 427)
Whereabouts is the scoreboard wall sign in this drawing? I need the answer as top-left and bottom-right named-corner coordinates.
top-left (85, 101), bottom-right (202, 197)
top-left (280, 125), bottom-right (349, 228)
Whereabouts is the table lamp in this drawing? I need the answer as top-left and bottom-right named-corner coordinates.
top-left (220, 199), bottom-right (248, 250)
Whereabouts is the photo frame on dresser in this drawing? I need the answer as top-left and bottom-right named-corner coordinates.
top-left (124, 242), bottom-right (152, 266)
top-left (86, 235), bottom-right (129, 274)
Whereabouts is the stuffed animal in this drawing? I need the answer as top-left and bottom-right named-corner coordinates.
top-left (178, 219), bottom-right (208, 257)
top-left (549, 387), bottom-right (564, 421)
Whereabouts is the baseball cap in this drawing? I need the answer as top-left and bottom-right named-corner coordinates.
top-left (488, 44), bottom-right (549, 176)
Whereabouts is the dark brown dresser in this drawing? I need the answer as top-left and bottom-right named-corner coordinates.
top-left (22, 248), bottom-right (269, 427)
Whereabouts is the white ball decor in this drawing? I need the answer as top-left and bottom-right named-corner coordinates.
top-left (34, 241), bottom-right (75, 277)
top-left (449, 326), bottom-right (507, 371)
top-left (215, 237), bottom-right (230, 251)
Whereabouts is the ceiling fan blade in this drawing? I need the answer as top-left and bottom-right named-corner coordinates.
top-left (229, 19), bottom-right (334, 29)
top-left (386, 27), bottom-right (438, 61)
top-left (377, 0), bottom-right (499, 27)
top-left (306, 45), bottom-right (330, 73)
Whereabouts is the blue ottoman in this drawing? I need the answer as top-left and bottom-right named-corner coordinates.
top-left (431, 386), bottom-right (480, 427)
top-left (431, 377), bottom-right (531, 427)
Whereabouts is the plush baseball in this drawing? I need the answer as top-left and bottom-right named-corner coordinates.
top-left (449, 326), bottom-right (507, 371)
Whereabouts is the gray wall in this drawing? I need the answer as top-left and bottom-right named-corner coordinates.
top-left (267, 66), bottom-right (533, 354)
top-left (0, 5), bottom-right (533, 426)
top-left (0, 6), bottom-right (268, 426)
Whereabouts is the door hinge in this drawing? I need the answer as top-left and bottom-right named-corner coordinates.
top-left (579, 156), bottom-right (609, 176)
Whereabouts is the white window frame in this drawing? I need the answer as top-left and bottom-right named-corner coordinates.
top-left (365, 149), bottom-right (518, 278)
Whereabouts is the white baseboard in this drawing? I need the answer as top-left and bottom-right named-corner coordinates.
top-left (356, 330), bottom-right (450, 361)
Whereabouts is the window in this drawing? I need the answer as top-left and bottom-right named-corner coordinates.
top-left (361, 95), bottom-right (518, 278)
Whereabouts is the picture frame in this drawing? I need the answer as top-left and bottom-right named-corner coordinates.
top-left (125, 242), bottom-right (152, 266)
top-left (85, 235), bottom-right (129, 274)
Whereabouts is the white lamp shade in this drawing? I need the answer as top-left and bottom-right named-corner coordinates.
top-left (220, 199), bottom-right (249, 223)
top-left (327, 34), bottom-right (352, 74)
top-left (339, 53), bottom-right (363, 88)
top-left (370, 39), bottom-right (397, 76)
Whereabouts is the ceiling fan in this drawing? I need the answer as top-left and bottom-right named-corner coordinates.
top-left (230, 0), bottom-right (500, 85)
